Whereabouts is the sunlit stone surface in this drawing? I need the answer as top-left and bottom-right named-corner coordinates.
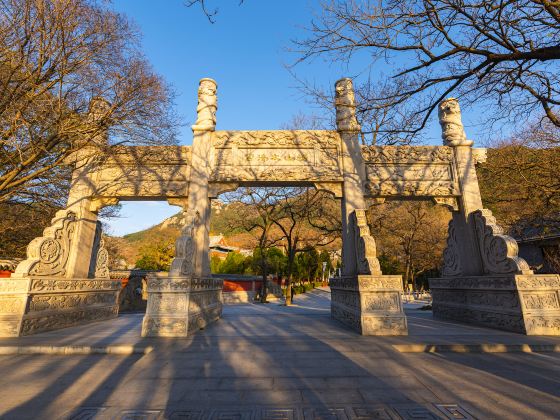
top-left (1, 79), bottom-right (558, 337)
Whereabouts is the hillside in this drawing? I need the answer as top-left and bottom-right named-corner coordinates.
top-left (106, 201), bottom-right (262, 268)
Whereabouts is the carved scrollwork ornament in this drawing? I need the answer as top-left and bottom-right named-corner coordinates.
top-left (352, 209), bottom-right (382, 275)
top-left (211, 130), bottom-right (340, 148)
top-left (473, 209), bottom-right (532, 275)
top-left (432, 197), bottom-right (459, 211)
top-left (169, 212), bottom-right (198, 276)
top-left (94, 238), bottom-right (110, 279)
top-left (441, 219), bottom-right (462, 276)
top-left (14, 209), bottom-right (77, 277)
top-left (362, 146), bottom-right (454, 163)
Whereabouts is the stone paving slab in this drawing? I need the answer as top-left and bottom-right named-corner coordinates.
top-left (393, 343), bottom-right (560, 353)
top-left (0, 345), bottom-right (154, 355)
top-left (0, 290), bottom-right (559, 419)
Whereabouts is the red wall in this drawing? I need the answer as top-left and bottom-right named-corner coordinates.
top-left (0, 271), bottom-right (12, 278)
top-left (223, 280), bottom-right (263, 292)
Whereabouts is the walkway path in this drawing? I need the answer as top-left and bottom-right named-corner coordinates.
top-left (0, 290), bottom-right (559, 419)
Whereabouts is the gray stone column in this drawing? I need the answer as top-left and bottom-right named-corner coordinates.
top-left (330, 78), bottom-right (407, 336)
top-left (336, 78), bottom-right (368, 277)
top-left (450, 144), bottom-right (488, 275)
top-left (438, 98), bottom-right (484, 276)
top-left (142, 79), bottom-right (223, 337)
top-left (64, 159), bottom-right (102, 279)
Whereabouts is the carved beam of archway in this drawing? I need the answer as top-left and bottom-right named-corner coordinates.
top-left (208, 182), bottom-right (240, 199)
top-left (167, 197), bottom-right (190, 211)
top-left (432, 197), bottom-right (459, 211)
top-left (89, 197), bottom-right (120, 213)
top-left (313, 182), bottom-right (343, 198)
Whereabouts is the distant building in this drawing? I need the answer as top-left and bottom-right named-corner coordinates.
top-left (209, 234), bottom-right (252, 260)
top-left (0, 259), bottom-right (20, 278)
top-left (515, 224), bottom-right (560, 274)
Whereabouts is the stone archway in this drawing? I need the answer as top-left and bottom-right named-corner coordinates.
top-left (1, 78), bottom-right (558, 338)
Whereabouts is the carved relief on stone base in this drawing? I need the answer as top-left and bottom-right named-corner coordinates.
top-left (361, 315), bottom-right (408, 336)
top-left (142, 317), bottom-right (187, 337)
top-left (330, 275), bottom-right (407, 336)
top-left (431, 274), bottom-right (560, 335)
top-left (28, 291), bottom-right (117, 313)
top-left (141, 273), bottom-right (223, 337)
top-left (432, 302), bottom-right (526, 333)
top-left (0, 317), bottom-right (22, 337)
top-left (0, 277), bottom-right (121, 337)
top-left (187, 288), bottom-right (223, 332)
top-left (524, 315), bottom-right (560, 335)
top-left (0, 296), bottom-right (28, 314)
top-left (21, 305), bottom-right (119, 336)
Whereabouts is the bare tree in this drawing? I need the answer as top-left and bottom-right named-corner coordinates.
top-left (369, 201), bottom-right (450, 290)
top-left (185, 0), bottom-right (244, 23)
top-left (0, 0), bottom-right (177, 205)
top-left (221, 188), bottom-right (284, 302)
top-left (293, 73), bottom-right (423, 145)
top-left (295, 0), bottom-right (560, 138)
top-left (221, 186), bottom-right (340, 304)
top-left (271, 187), bottom-right (339, 305)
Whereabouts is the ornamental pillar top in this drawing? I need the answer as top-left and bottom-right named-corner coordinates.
top-left (192, 78), bottom-right (218, 132)
top-left (438, 98), bottom-right (473, 147)
top-left (88, 97), bottom-right (111, 124)
top-left (335, 78), bottom-right (361, 133)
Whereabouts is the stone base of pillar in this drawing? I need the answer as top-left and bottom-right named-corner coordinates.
top-left (430, 274), bottom-right (560, 335)
top-left (330, 275), bottom-right (408, 335)
top-left (141, 273), bottom-right (223, 337)
top-left (0, 276), bottom-right (121, 337)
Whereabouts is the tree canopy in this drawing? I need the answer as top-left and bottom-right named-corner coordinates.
top-left (0, 0), bottom-right (177, 205)
top-left (295, 0), bottom-right (560, 141)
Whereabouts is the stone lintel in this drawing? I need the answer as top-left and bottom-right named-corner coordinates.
top-left (330, 275), bottom-right (408, 336)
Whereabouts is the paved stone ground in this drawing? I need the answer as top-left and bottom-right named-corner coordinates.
top-left (0, 290), bottom-right (559, 419)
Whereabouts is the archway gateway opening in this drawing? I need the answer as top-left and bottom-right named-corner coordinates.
top-left (103, 200), bottom-right (184, 313)
top-left (1, 78), bottom-right (558, 338)
top-left (209, 185), bottom-right (342, 305)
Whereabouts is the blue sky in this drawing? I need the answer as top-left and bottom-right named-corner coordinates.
top-left (104, 0), bottom-right (462, 236)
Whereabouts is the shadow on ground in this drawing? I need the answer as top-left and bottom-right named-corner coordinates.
top-left (0, 290), bottom-right (559, 419)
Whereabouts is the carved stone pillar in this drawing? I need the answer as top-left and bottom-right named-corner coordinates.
top-left (65, 98), bottom-right (112, 279)
top-left (142, 78), bottom-right (223, 337)
top-left (331, 79), bottom-right (407, 335)
top-left (0, 99), bottom-right (121, 337)
top-left (336, 78), bottom-right (366, 277)
top-left (431, 98), bottom-right (560, 335)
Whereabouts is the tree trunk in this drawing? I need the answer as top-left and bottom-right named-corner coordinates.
top-left (285, 274), bottom-right (293, 306)
top-left (260, 265), bottom-right (268, 303)
top-left (284, 248), bottom-right (295, 306)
